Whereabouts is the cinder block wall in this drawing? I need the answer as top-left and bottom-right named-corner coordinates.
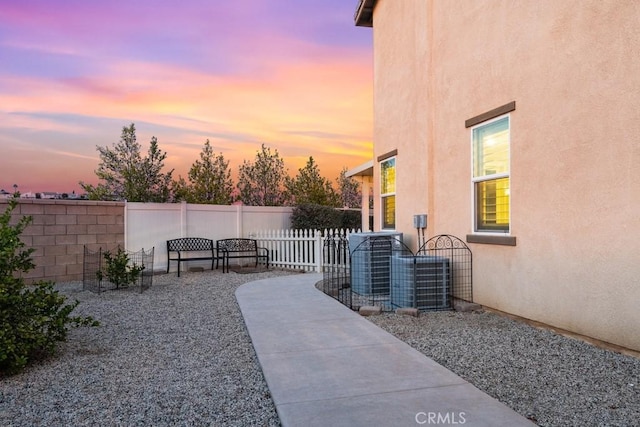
top-left (1, 199), bottom-right (125, 284)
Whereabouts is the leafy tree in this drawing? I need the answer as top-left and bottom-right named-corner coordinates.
top-left (0, 201), bottom-right (98, 375)
top-left (171, 176), bottom-right (191, 203)
top-left (285, 157), bottom-right (339, 207)
top-left (175, 140), bottom-right (234, 204)
top-left (138, 136), bottom-right (173, 202)
top-left (336, 167), bottom-right (361, 208)
top-left (237, 143), bottom-right (289, 206)
top-left (80, 123), bottom-right (174, 202)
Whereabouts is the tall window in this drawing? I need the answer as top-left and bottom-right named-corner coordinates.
top-left (472, 116), bottom-right (510, 232)
top-left (380, 157), bottom-right (396, 229)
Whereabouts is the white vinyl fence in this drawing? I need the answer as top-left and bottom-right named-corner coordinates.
top-left (125, 201), bottom-right (360, 273)
top-left (252, 228), bottom-right (360, 272)
top-left (125, 202), bottom-right (293, 273)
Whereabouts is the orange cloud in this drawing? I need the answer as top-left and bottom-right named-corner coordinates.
top-left (1, 52), bottom-right (372, 192)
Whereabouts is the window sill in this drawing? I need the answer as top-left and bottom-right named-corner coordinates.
top-left (466, 234), bottom-right (516, 246)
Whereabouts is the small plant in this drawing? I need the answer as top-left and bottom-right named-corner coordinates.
top-left (97, 247), bottom-right (144, 288)
top-left (0, 201), bottom-right (99, 376)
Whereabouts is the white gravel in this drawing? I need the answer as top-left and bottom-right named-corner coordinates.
top-left (0, 269), bottom-right (298, 427)
top-left (2, 271), bottom-right (639, 427)
top-left (367, 310), bottom-right (640, 426)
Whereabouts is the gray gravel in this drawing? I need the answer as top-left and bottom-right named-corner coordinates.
top-left (0, 269), bottom-right (298, 427)
top-left (2, 272), bottom-right (639, 427)
top-left (367, 310), bottom-right (640, 427)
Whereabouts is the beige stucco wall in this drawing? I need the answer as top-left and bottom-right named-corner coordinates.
top-left (370, 0), bottom-right (640, 351)
top-left (372, 0), bottom-right (432, 250)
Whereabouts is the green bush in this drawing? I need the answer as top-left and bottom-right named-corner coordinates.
top-left (340, 209), bottom-right (362, 231)
top-left (291, 204), bottom-right (341, 230)
top-left (98, 247), bottom-right (144, 288)
top-left (291, 203), bottom-right (362, 231)
top-left (0, 201), bottom-right (98, 376)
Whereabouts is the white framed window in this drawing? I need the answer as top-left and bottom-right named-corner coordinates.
top-left (471, 115), bottom-right (510, 233)
top-left (380, 157), bottom-right (396, 229)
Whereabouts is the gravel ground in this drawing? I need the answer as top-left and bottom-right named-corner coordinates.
top-left (2, 271), bottom-right (639, 427)
top-left (368, 310), bottom-right (640, 427)
top-left (0, 269), bottom-right (298, 427)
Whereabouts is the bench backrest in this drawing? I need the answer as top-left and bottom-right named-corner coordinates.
top-left (167, 238), bottom-right (214, 252)
top-left (217, 238), bottom-right (258, 253)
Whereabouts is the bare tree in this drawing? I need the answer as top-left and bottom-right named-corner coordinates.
top-left (336, 167), bottom-right (361, 208)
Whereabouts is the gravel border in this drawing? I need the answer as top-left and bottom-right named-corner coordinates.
top-left (2, 272), bottom-right (638, 426)
top-left (0, 269), bottom-right (298, 427)
top-left (367, 309), bottom-right (640, 426)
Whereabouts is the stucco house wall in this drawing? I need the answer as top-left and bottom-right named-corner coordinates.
top-left (362, 0), bottom-right (640, 351)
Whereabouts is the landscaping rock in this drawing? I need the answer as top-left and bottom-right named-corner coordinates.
top-left (359, 305), bottom-right (382, 316)
top-left (396, 307), bottom-right (420, 317)
top-left (453, 299), bottom-right (483, 312)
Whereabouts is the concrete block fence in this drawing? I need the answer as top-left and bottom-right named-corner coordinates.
top-left (2, 199), bottom-right (125, 284)
top-left (2, 200), bottom-right (293, 284)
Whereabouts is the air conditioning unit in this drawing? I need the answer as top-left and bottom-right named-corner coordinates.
top-left (349, 232), bottom-right (403, 296)
top-left (390, 254), bottom-right (451, 310)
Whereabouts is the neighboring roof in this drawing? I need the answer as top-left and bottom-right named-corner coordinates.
top-left (346, 160), bottom-right (374, 177)
top-left (354, 0), bottom-right (375, 27)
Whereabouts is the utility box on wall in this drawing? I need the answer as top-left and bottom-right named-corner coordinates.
top-left (413, 214), bottom-right (427, 229)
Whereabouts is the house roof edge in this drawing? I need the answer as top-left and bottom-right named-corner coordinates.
top-left (354, 0), bottom-right (375, 27)
top-left (346, 160), bottom-right (374, 177)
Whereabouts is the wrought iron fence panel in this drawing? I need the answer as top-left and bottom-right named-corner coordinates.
top-left (418, 235), bottom-right (473, 304)
top-left (83, 245), bottom-right (154, 293)
top-left (319, 233), bottom-right (473, 313)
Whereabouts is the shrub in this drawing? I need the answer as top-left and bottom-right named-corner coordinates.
top-left (291, 203), bottom-right (362, 231)
top-left (291, 204), bottom-right (341, 230)
top-left (97, 247), bottom-right (144, 288)
top-left (340, 209), bottom-right (362, 230)
top-left (0, 201), bottom-right (98, 376)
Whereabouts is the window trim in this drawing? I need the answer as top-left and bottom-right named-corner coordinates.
top-left (380, 155), bottom-right (396, 230)
top-left (465, 101), bottom-right (515, 128)
top-left (377, 149), bottom-right (397, 162)
top-left (466, 234), bottom-right (516, 246)
top-left (470, 114), bottom-right (511, 235)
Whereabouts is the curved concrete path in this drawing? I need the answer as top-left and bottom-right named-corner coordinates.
top-left (236, 273), bottom-right (535, 427)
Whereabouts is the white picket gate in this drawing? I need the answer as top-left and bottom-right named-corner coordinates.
top-left (251, 229), bottom-right (360, 272)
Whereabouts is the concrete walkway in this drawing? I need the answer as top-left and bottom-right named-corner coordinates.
top-left (236, 273), bottom-right (535, 427)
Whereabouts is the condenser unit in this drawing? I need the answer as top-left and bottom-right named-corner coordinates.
top-left (390, 254), bottom-right (451, 310)
top-left (349, 232), bottom-right (403, 296)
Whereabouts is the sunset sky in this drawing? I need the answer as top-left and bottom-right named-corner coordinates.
top-left (0, 0), bottom-right (373, 194)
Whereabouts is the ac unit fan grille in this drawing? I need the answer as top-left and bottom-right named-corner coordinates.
top-left (390, 255), bottom-right (451, 310)
top-left (349, 232), bottom-right (403, 296)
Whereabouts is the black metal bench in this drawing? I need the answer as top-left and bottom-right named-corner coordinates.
top-left (216, 238), bottom-right (269, 273)
top-left (167, 237), bottom-right (217, 277)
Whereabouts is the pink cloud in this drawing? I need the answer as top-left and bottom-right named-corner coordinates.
top-left (0, 0), bottom-right (373, 193)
